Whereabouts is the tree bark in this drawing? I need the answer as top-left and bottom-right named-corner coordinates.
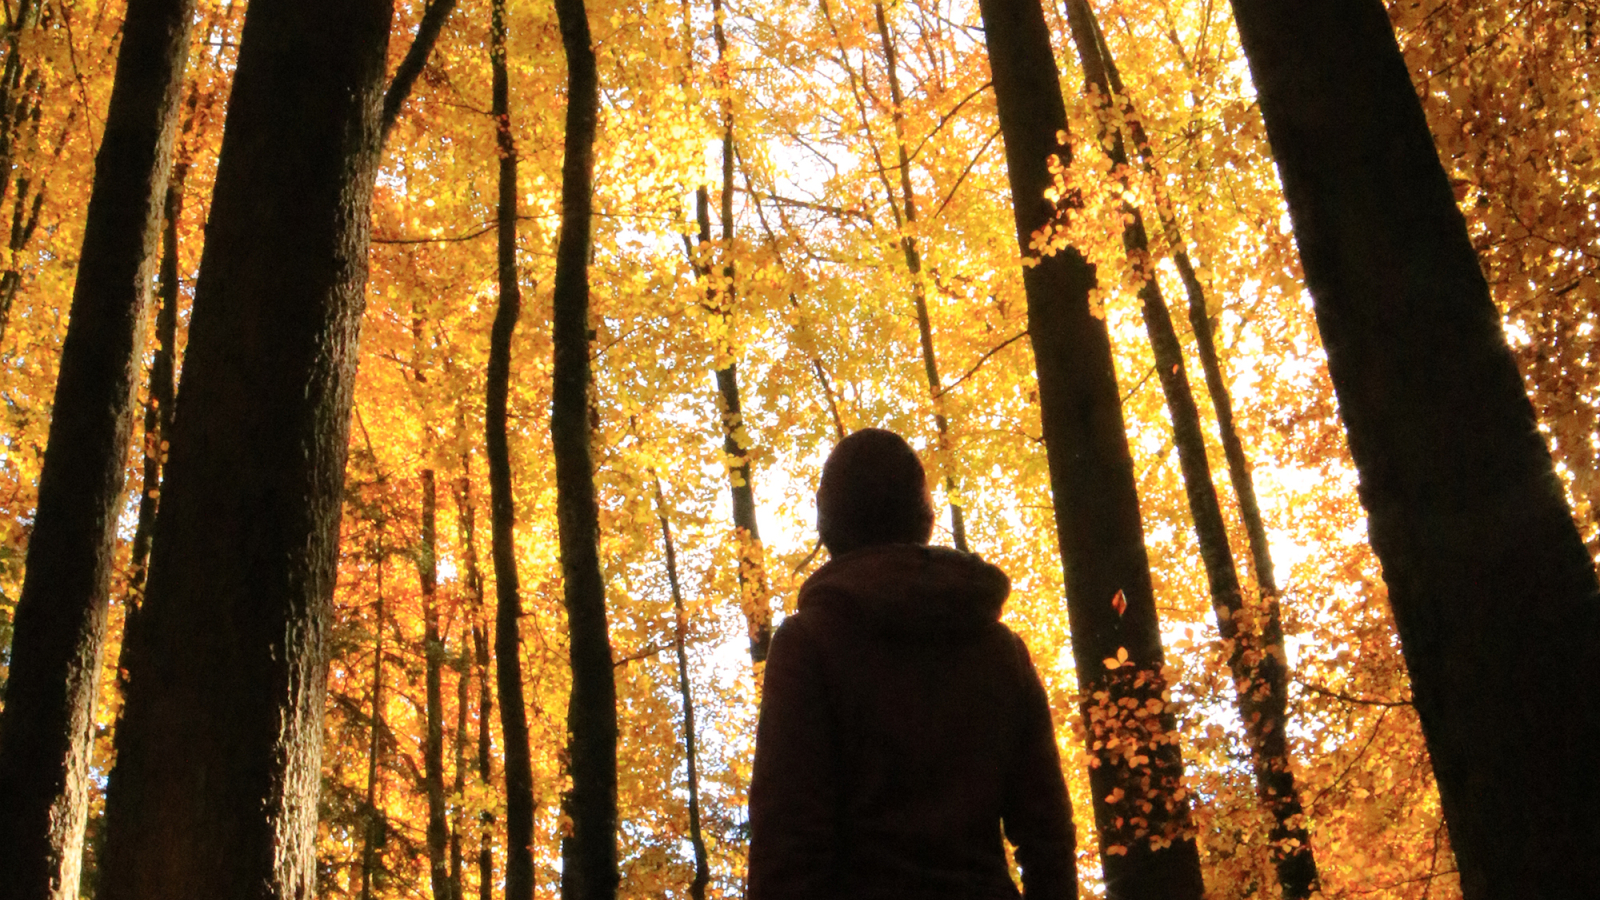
top-left (652, 478), bottom-right (710, 900)
top-left (1226, 2), bottom-right (1600, 896)
top-left (419, 469), bottom-right (454, 900)
top-left (0, 0), bottom-right (194, 895)
top-left (550, 0), bottom-right (618, 897)
top-left (870, 0), bottom-right (968, 552)
top-left (451, 467), bottom-right (495, 900)
top-left (687, 0), bottom-right (772, 664)
top-left (974, 0), bottom-right (1203, 897)
top-left (95, 3), bottom-right (393, 898)
top-left (1082, 7), bottom-right (1279, 601)
top-left (1061, 2), bottom-right (1316, 896)
top-left (450, 652), bottom-right (468, 899)
top-left (486, 2), bottom-right (536, 898)
top-left (380, 0), bottom-right (459, 143)
top-left (360, 550), bottom-right (390, 900)
top-left (124, 156), bottom-right (187, 612)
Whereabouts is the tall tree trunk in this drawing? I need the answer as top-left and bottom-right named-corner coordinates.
top-left (0, 0), bottom-right (194, 895)
top-left (486, 2), bottom-right (536, 897)
top-left (736, 160), bottom-right (850, 442)
top-left (360, 552), bottom-right (390, 900)
top-left (450, 653), bottom-right (468, 899)
top-left (124, 157), bottom-right (186, 610)
top-left (974, 0), bottom-right (1204, 897)
top-left (1061, 3), bottom-right (1317, 896)
top-left (379, 0), bottom-right (459, 143)
top-left (1082, 7), bottom-right (1279, 601)
top-left (651, 478), bottom-right (710, 900)
top-left (1226, 1), bottom-right (1600, 896)
top-left (870, 0), bottom-right (968, 552)
top-left (686, 0), bottom-right (772, 663)
top-left (95, 3), bottom-right (393, 898)
top-left (419, 469), bottom-right (454, 900)
top-left (550, 0), bottom-right (618, 898)
top-left (452, 466), bottom-right (495, 900)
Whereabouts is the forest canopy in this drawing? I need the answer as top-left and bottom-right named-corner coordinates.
top-left (0, 0), bottom-right (1595, 898)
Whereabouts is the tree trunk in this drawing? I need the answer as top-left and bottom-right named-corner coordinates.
top-left (686, 0), bottom-right (772, 664)
top-left (974, 0), bottom-right (1203, 896)
top-left (549, 0), bottom-right (618, 898)
top-left (486, 2), bottom-right (536, 897)
top-left (360, 552), bottom-right (389, 900)
top-left (870, 0), bottom-right (968, 552)
top-left (0, 0), bottom-right (194, 895)
top-left (1226, 2), bottom-right (1600, 896)
top-left (450, 653), bottom-right (468, 899)
top-left (652, 478), bottom-right (710, 900)
top-left (124, 156), bottom-right (186, 611)
top-left (419, 469), bottom-right (454, 900)
top-left (379, 0), bottom-right (459, 143)
top-left (1082, 7), bottom-right (1279, 601)
top-left (1061, 2), bottom-right (1317, 896)
top-left (451, 467), bottom-right (495, 900)
top-left (95, 3), bottom-right (393, 898)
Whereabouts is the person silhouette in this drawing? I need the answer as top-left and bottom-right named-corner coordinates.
top-left (748, 428), bottom-right (1076, 900)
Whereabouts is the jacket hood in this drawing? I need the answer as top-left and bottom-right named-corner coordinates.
top-left (796, 543), bottom-right (1010, 637)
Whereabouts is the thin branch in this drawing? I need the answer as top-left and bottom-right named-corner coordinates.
top-left (733, 186), bottom-right (874, 223)
top-left (380, 0), bottom-right (460, 144)
top-left (372, 222), bottom-right (495, 245)
top-left (929, 125), bottom-right (1001, 220)
top-left (1295, 678), bottom-right (1413, 709)
top-left (933, 329), bottom-right (1028, 397)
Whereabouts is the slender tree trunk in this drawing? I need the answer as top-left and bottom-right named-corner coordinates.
top-left (551, 0), bottom-right (617, 897)
top-left (651, 478), bottom-right (710, 900)
top-left (450, 654), bottom-right (468, 899)
top-left (452, 467), bottom-right (495, 900)
top-left (736, 159), bottom-right (850, 442)
top-left (685, 0), bottom-right (772, 663)
top-left (0, 0), bottom-right (42, 212)
top-left (1060, 3), bottom-right (1317, 896)
top-left (870, 0), bottom-right (968, 552)
top-left (0, 0), bottom-right (194, 895)
top-left (95, 3), bottom-right (393, 898)
top-left (419, 469), bottom-right (454, 900)
top-left (360, 554), bottom-right (389, 900)
top-left (486, 3), bottom-right (536, 897)
top-left (124, 158), bottom-right (186, 609)
top-left (1227, 2), bottom-right (1600, 896)
top-left (379, 0), bottom-right (459, 143)
top-left (974, 1), bottom-right (1203, 897)
top-left (1081, 8), bottom-right (1279, 601)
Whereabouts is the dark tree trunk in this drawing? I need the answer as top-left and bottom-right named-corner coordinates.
top-left (379, 0), bottom-right (459, 143)
top-left (870, 0), bottom-right (968, 553)
top-left (974, 1), bottom-right (1203, 897)
top-left (124, 156), bottom-right (187, 611)
top-left (1061, 3), bottom-right (1317, 896)
top-left (359, 552), bottom-right (389, 900)
top-left (652, 478), bottom-right (710, 900)
top-left (486, 2), bottom-right (536, 897)
top-left (418, 469), bottom-right (454, 900)
top-left (550, 0), bottom-right (618, 897)
top-left (1226, 2), bottom-right (1600, 896)
top-left (1082, 6), bottom-right (1279, 601)
top-left (0, 0), bottom-right (194, 895)
top-left (451, 467), bottom-right (495, 900)
top-left (685, 0), bottom-right (772, 664)
top-left (94, 3), bottom-right (394, 898)
top-left (450, 652), bottom-right (468, 899)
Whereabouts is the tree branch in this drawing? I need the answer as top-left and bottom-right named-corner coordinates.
top-left (380, 0), bottom-right (460, 144)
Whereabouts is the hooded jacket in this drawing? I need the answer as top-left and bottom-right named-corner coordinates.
top-left (747, 544), bottom-right (1075, 900)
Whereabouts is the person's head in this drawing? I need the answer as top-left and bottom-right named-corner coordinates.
top-left (816, 428), bottom-right (935, 555)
